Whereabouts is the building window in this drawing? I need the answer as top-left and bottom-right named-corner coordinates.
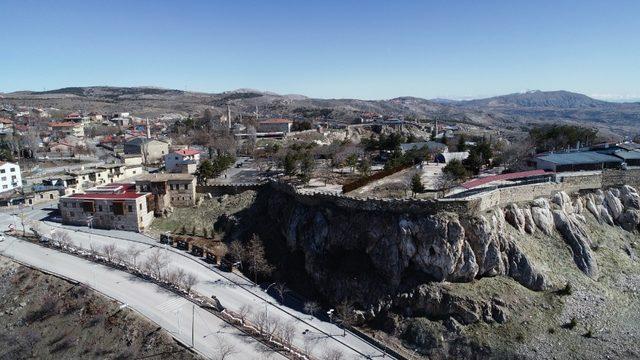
top-left (98, 205), bottom-right (103, 212)
top-left (184, 184), bottom-right (188, 190)
top-left (128, 205), bottom-right (133, 212)
top-left (69, 211), bottom-right (74, 217)
top-left (50, 194), bottom-right (54, 199)
top-left (0, 169), bottom-right (4, 174)
top-left (9, 168), bottom-right (14, 172)
top-left (63, 202), bottom-right (68, 207)
top-left (139, 203), bottom-right (142, 210)
top-left (169, 184), bottom-right (174, 190)
top-left (1, 177), bottom-right (6, 181)
top-left (40, 194), bottom-right (44, 199)
top-left (72, 203), bottom-right (76, 208)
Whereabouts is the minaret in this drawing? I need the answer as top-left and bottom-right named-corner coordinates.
top-left (226, 105), bottom-right (231, 129)
top-left (433, 118), bottom-right (438, 139)
top-left (146, 118), bottom-right (151, 139)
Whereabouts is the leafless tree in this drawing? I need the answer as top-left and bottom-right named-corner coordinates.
top-left (214, 335), bottom-right (238, 360)
top-left (28, 220), bottom-right (42, 238)
top-left (89, 242), bottom-right (101, 258)
top-left (102, 243), bottom-right (119, 263)
top-left (322, 348), bottom-right (345, 360)
top-left (254, 307), bottom-right (269, 336)
top-left (303, 301), bottom-right (321, 318)
top-left (52, 230), bottom-right (73, 250)
top-left (302, 336), bottom-right (319, 356)
top-left (434, 172), bottom-right (461, 196)
top-left (245, 234), bottom-right (273, 283)
top-left (335, 300), bottom-right (356, 336)
top-left (182, 272), bottom-right (198, 293)
top-left (145, 249), bottom-right (170, 280)
top-left (237, 304), bottom-right (252, 325)
top-left (227, 240), bottom-right (244, 265)
top-left (266, 316), bottom-right (281, 341)
top-left (126, 244), bottom-right (144, 268)
top-left (279, 319), bottom-right (296, 349)
top-left (274, 282), bottom-right (289, 303)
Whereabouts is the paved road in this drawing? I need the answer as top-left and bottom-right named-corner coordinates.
top-left (0, 236), bottom-right (283, 360)
top-left (0, 204), bottom-right (394, 359)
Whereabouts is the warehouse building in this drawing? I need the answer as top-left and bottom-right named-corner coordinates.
top-left (535, 151), bottom-right (623, 172)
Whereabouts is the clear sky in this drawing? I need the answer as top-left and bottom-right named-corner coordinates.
top-left (1, 0), bottom-right (639, 101)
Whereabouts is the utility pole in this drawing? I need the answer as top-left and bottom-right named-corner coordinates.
top-left (191, 304), bottom-right (195, 348)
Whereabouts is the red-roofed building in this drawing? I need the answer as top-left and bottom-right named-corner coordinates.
top-left (164, 148), bottom-right (201, 174)
top-left (64, 113), bottom-right (83, 121)
top-left (257, 118), bottom-right (292, 133)
top-left (48, 121), bottom-right (84, 138)
top-left (59, 183), bottom-right (154, 232)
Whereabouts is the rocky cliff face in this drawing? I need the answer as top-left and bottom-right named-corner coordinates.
top-left (260, 184), bottom-right (640, 313)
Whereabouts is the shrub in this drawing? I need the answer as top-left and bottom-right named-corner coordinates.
top-left (562, 317), bottom-right (578, 329)
top-left (557, 282), bottom-right (573, 296)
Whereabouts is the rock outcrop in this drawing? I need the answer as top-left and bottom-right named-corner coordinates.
top-left (552, 210), bottom-right (598, 278)
top-left (261, 186), bottom-right (548, 309)
top-left (258, 184), bottom-right (639, 312)
top-left (394, 283), bottom-right (509, 325)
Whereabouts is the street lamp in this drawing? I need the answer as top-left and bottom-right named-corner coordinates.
top-left (86, 215), bottom-right (93, 244)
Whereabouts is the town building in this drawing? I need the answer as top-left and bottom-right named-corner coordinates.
top-left (257, 118), bottom-right (293, 134)
top-left (435, 151), bottom-right (470, 163)
top-left (135, 173), bottom-right (196, 216)
top-left (66, 164), bottom-right (143, 189)
top-left (48, 121), bottom-right (85, 138)
top-left (59, 183), bottom-right (154, 232)
top-left (124, 138), bottom-right (169, 164)
top-left (110, 117), bottom-right (132, 127)
top-left (0, 118), bottom-right (13, 135)
top-left (0, 162), bottom-right (22, 192)
top-left (612, 150), bottom-right (640, 167)
top-left (26, 189), bottom-right (59, 206)
top-left (120, 154), bottom-right (144, 166)
top-left (535, 151), bottom-right (623, 172)
top-left (164, 149), bottom-right (201, 174)
top-left (64, 113), bottom-right (84, 122)
top-left (400, 141), bottom-right (449, 154)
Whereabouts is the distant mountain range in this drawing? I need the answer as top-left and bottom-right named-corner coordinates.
top-left (1, 87), bottom-right (639, 135)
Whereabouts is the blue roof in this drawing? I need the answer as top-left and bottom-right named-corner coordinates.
top-left (614, 150), bottom-right (640, 160)
top-left (537, 151), bottom-right (623, 165)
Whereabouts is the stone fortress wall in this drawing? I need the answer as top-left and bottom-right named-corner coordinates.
top-left (196, 169), bottom-right (640, 215)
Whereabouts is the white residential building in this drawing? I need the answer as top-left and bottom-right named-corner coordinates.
top-left (164, 149), bottom-right (201, 174)
top-left (0, 162), bottom-right (21, 192)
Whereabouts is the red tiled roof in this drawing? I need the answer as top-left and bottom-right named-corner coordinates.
top-left (259, 118), bottom-right (292, 124)
top-left (461, 169), bottom-right (552, 189)
top-left (0, 118), bottom-right (13, 124)
top-left (49, 121), bottom-right (79, 127)
top-left (175, 149), bottom-right (200, 156)
top-left (68, 192), bottom-right (143, 200)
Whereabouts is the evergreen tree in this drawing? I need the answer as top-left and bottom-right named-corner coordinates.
top-left (411, 173), bottom-right (425, 196)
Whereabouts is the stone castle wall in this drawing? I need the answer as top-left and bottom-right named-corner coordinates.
top-left (198, 169), bottom-right (639, 215)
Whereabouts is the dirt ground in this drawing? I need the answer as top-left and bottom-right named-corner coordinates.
top-left (0, 257), bottom-right (200, 360)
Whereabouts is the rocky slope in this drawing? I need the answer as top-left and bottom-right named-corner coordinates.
top-left (0, 257), bottom-right (199, 360)
top-left (250, 184), bottom-right (640, 358)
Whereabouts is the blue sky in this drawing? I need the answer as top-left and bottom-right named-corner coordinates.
top-left (1, 0), bottom-right (639, 100)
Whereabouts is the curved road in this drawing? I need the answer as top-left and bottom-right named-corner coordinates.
top-left (0, 204), bottom-right (394, 359)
